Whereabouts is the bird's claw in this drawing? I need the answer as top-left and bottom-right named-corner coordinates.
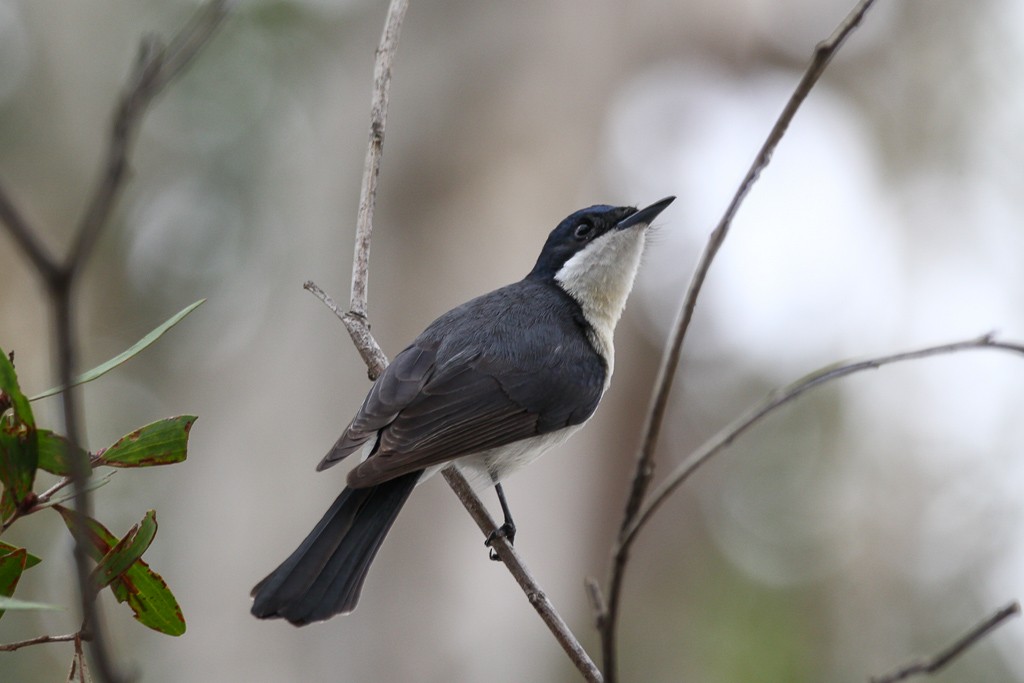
top-left (484, 521), bottom-right (516, 561)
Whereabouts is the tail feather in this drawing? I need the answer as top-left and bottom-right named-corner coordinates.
top-left (251, 471), bottom-right (421, 625)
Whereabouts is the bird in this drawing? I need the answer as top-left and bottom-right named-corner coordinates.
top-left (250, 196), bottom-right (675, 625)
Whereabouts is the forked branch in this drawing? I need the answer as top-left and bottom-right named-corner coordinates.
top-left (310, 1), bottom-right (602, 679)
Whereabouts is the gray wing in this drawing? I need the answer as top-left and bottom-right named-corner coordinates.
top-left (318, 286), bottom-right (606, 487)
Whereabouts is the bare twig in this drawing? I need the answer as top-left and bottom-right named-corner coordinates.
top-left (0, 181), bottom-right (59, 280)
top-left (351, 0), bottom-right (408, 323)
top-left (870, 602), bottom-right (1021, 683)
top-left (304, 280), bottom-right (388, 379)
top-left (70, 631), bottom-right (90, 683)
top-left (68, 1), bottom-right (231, 278)
top-left (0, 631), bottom-right (83, 652)
top-left (441, 467), bottom-right (604, 683)
top-left (621, 334), bottom-right (1024, 546)
top-left (306, 0), bottom-right (409, 381)
top-left (0, 4), bottom-right (228, 682)
top-left (599, 0), bottom-right (880, 678)
top-left (312, 2), bottom-right (602, 678)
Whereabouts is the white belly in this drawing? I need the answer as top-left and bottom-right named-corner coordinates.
top-left (422, 425), bottom-right (583, 492)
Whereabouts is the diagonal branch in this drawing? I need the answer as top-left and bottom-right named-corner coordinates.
top-left (442, 467), bottom-right (604, 683)
top-left (0, 180), bottom-right (60, 281)
top-left (67, 0), bottom-right (230, 278)
top-left (870, 602), bottom-right (1021, 683)
top-left (621, 334), bottom-right (1024, 547)
top-left (598, 0), bottom-right (880, 678)
top-left (0, 4), bottom-right (229, 683)
top-left (308, 1), bottom-right (603, 678)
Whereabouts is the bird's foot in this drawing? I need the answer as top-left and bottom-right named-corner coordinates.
top-left (484, 521), bottom-right (516, 561)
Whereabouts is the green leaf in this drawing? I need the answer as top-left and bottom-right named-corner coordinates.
top-left (0, 549), bottom-right (28, 620)
top-left (37, 430), bottom-right (91, 476)
top-left (0, 541), bottom-right (41, 569)
top-left (0, 349), bottom-right (38, 507)
top-left (0, 431), bottom-right (38, 508)
top-left (90, 510), bottom-right (157, 590)
top-left (96, 416), bottom-right (197, 468)
top-left (0, 348), bottom-right (35, 428)
top-left (55, 506), bottom-right (185, 636)
top-left (0, 595), bottom-right (62, 611)
top-left (29, 299), bottom-right (206, 401)
top-left (0, 490), bottom-right (14, 524)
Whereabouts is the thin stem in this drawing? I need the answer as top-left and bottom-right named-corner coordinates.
top-left (442, 467), bottom-right (604, 683)
top-left (0, 4), bottom-right (228, 682)
top-left (304, 280), bottom-right (387, 379)
top-left (623, 335), bottom-right (1024, 547)
top-left (599, 0), bottom-right (880, 678)
top-left (319, 4), bottom-right (602, 678)
top-left (870, 602), bottom-right (1021, 683)
top-left (350, 0), bottom-right (409, 323)
top-left (0, 180), bottom-right (60, 281)
top-left (0, 631), bottom-right (84, 652)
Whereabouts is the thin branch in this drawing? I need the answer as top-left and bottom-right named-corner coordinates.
top-left (306, 0), bottom-right (407, 382)
top-left (623, 334), bottom-right (1024, 547)
top-left (599, 0), bottom-right (880, 678)
top-left (315, 2), bottom-right (602, 679)
top-left (870, 602), bottom-right (1021, 683)
top-left (350, 0), bottom-right (407, 318)
top-left (56, 6), bottom-right (227, 678)
top-left (0, 4), bottom-right (228, 682)
top-left (0, 631), bottom-right (83, 652)
top-left (70, 631), bottom-right (90, 683)
top-left (335, 0), bottom-right (403, 382)
top-left (0, 180), bottom-right (60, 281)
top-left (304, 280), bottom-right (388, 379)
top-left (441, 467), bottom-right (604, 683)
top-left (156, 0), bottom-right (233, 85)
top-left (67, 0), bottom-right (230, 277)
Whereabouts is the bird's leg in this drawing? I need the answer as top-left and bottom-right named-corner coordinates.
top-left (484, 483), bottom-right (516, 561)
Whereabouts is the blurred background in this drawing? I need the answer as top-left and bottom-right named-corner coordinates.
top-left (2, 0), bottom-right (1023, 681)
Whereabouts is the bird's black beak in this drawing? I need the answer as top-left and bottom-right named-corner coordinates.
top-left (616, 196), bottom-right (676, 231)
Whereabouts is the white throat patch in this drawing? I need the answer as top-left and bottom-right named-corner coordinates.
top-left (554, 226), bottom-right (647, 379)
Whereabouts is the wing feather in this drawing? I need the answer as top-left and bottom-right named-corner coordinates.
top-left (319, 281), bottom-right (607, 486)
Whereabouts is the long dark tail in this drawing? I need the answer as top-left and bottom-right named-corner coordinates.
top-left (250, 471), bottom-right (421, 625)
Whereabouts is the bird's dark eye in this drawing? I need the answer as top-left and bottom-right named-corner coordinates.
top-left (574, 222), bottom-right (594, 240)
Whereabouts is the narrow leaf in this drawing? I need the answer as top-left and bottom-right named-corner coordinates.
top-left (0, 595), bottom-right (63, 611)
top-left (37, 430), bottom-right (91, 476)
top-left (29, 299), bottom-right (206, 401)
top-left (0, 490), bottom-right (14, 524)
top-left (90, 510), bottom-right (157, 590)
top-left (0, 549), bottom-right (28, 620)
top-left (96, 416), bottom-right (197, 468)
top-left (54, 506), bottom-right (185, 635)
top-left (0, 348), bottom-right (35, 428)
top-left (0, 541), bottom-right (41, 569)
top-left (111, 554), bottom-right (186, 636)
top-left (0, 430), bottom-right (38, 507)
top-left (0, 350), bottom-right (37, 505)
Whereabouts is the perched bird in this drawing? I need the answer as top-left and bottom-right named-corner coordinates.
top-left (251, 196), bottom-right (675, 625)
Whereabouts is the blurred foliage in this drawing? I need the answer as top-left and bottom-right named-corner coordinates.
top-left (0, 334), bottom-right (198, 669)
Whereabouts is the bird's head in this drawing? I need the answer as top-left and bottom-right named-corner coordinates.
top-left (528, 196), bottom-right (675, 335)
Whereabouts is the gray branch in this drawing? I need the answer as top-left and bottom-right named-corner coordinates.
top-left (313, 1), bottom-right (603, 679)
top-left (0, 3), bottom-right (229, 682)
top-left (871, 602), bottom-right (1021, 683)
top-left (597, 1), bottom-right (882, 679)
